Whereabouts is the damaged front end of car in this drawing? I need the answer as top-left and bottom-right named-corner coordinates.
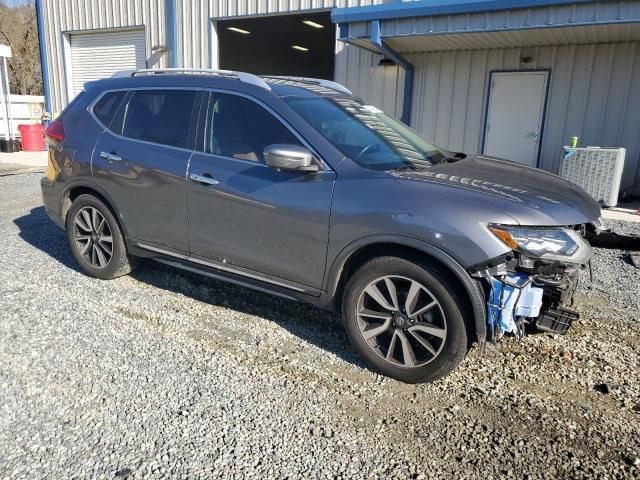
top-left (470, 221), bottom-right (601, 351)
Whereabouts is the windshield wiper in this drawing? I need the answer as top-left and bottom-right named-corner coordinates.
top-left (393, 164), bottom-right (430, 172)
top-left (394, 165), bottom-right (418, 171)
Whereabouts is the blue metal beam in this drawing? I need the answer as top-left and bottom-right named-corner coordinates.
top-left (166, 0), bottom-right (178, 68)
top-left (35, 0), bottom-right (52, 119)
top-left (332, 0), bottom-right (602, 23)
top-left (337, 23), bottom-right (349, 41)
top-left (370, 20), bottom-right (414, 126)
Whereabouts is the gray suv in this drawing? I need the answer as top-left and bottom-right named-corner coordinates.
top-left (41, 69), bottom-right (602, 383)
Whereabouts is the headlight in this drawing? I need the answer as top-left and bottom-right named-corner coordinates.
top-left (488, 225), bottom-right (588, 262)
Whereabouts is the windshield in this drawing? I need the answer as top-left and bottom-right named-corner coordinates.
top-left (285, 96), bottom-right (446, 170)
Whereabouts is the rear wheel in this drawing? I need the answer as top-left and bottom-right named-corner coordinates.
top-left (66, 194), bottom-right (134, 279)
top-left (342, 256), bottom-right (469, 383)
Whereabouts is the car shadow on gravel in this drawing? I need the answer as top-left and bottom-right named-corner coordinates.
top-left (14, 206), bottom-right (366, 369)
top-left (14, 207), bottom-right (81, 272)
top-left (131, 262), bottom-right (368, 370)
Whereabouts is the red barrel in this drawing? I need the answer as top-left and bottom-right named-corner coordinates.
top-left (18, 124), bottom-right (46, 151)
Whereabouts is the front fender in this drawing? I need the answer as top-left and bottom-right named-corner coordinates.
top-left (325, 234), bottom-right (486, 345)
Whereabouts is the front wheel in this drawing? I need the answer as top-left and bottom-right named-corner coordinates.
top-left (342, 256), bottom-right (470, 383)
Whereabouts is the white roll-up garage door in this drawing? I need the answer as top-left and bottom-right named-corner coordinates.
top-left (69, 29), bottom-right (146, 95)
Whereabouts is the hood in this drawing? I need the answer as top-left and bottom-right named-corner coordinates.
top-left (391, 155), bottom-right (602, 226)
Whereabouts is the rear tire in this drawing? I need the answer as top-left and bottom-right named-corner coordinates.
top-left (342, 256), bottom-right (469, 383)
top-left (66, 194), bottom-right (134, 280)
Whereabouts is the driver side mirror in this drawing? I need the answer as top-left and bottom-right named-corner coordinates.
top-left (263, 144), bottom-right (318, 173)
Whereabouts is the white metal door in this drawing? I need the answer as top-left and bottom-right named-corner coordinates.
top-left (483, 71), bottom-right (548, 166)
top-left (69, 29), bottom-right (146, 96)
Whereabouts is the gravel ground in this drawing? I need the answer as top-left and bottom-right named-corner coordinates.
top-left (1, 173), bottom-right (639, 480)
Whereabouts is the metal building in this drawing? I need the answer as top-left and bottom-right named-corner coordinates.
top-left (37, 0), bottom-right (640, 195)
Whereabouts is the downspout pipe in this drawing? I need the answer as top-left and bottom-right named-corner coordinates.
top-left (370, 20), bottom-right (414, 125)
top-left (35, 0), bottom-right (52, 122)
top-left (166, 0), bottom-right (178, 68)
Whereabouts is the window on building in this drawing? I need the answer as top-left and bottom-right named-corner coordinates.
top-left (122, 90), bottom-right (196, 148)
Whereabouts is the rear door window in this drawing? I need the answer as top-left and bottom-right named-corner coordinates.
top-left (93, 91), bottom-right (126, 128)
top-left (122, 90), bottom-right (197, 149)
top-left (202, 92), bottom-right (302, 162)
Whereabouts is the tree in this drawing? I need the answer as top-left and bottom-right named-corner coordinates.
top-left (0, 0), bottom-right (43, 96)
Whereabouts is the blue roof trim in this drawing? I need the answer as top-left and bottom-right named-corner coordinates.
top-left (331, 0), bottom-right (603, 23)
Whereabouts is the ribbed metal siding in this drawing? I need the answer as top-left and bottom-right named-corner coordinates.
top-left (41, 0), bottom-right (397, 113)
top-left (402, 43), bottom-right (640, 195)
top-left (334, 42), bottom-right (404, 118)
top-left (177, 0), bottom-right (394, 69)
top-left (42, 0), bottom-right (166, 114)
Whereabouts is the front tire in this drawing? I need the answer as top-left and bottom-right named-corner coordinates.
top-left (66, 194), bottom-right (134, 280)
top-left (342, 256), bottom-right (470, 383)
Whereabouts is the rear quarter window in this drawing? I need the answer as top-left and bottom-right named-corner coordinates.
top-left (122, 90), bottom-right (197, 149)
top-left (92, 91), bottom-right (127, 129)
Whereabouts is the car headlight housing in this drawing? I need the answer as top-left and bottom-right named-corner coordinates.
top-left (488, 224), bottom-right (589, 263)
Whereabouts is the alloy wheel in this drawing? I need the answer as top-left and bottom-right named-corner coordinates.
top-left (356, 275), bottom-right (447, 368)
top-left (73, 206), bottom-right (114, 269)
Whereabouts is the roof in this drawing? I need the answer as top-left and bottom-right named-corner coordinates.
top-left (331, 0), bottom-right (607, 23)
top-left (335, 0), bottom-right (640, 54)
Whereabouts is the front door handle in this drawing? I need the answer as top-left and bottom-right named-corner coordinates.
top-left (100, 151), bottom-right (122, 162)
top-left (190, 172), bottom-right (220, 186)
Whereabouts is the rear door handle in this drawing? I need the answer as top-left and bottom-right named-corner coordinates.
top-left (100, 151), bottom-right (122, 162)
top-left (189, 172), bottom-right (220, 186)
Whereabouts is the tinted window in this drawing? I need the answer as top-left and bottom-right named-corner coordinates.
top-left (203, 93), bottom-right (301, 162)
top-left (286, 97), bottom-right (446, 170)
top-left (109, 95), bottom-right (127, 135)
top-left (123, 90), bottom-right (196, 148)
top-left (93, 91), bottom-right (126, 128)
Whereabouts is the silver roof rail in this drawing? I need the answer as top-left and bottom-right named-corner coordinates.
top-left (118, 68), bottom-right (271, 91)
top-left (111, 70), bottom-right (135, 78)
top-left (262, 76), bottom-right (352, 95)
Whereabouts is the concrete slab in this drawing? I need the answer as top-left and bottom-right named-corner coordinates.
top-left (0, 151), bottom-right (47, 175)
top-left (602, 200), bottom-right (640, 224)
top-left (0, 150), bottom-right (48, 167)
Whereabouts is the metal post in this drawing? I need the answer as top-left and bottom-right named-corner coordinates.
top-left (0, 56), bottom-right (4, 140)
top-left (370, 20), bottom-right (414, 125)
top-left (2, 57), bottom-right (14, 140)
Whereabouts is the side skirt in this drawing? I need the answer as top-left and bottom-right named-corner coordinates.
top-left (128, 242), bottom-right (333, 309)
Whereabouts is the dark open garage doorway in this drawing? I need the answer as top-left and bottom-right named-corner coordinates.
top-left (217, 12), bottom-right (335, 79)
